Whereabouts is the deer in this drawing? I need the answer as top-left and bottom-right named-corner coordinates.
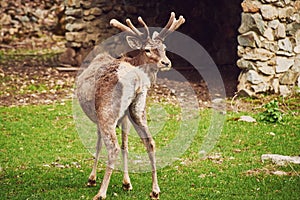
top-left (75, 12), bottom-right (185, 200)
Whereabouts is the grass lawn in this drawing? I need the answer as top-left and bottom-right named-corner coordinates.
top-left (0, 100), bottom-right (299, 200)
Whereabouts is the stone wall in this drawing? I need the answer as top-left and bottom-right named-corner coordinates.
top-left (237, 0), bottom-right (300, 96)
top-left (0, 0), bottom-right (65, 45)
top-left (61, 0), bottom-right (242, 96)
top-left (60, 0), bottom-right (159, 66)
top-left (61, 0), bottom-right (242, 69)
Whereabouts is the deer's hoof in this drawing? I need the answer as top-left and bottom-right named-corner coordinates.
top-left (150, 191), bottom-right (159, 200)
top-left (93, 195), bottom-right (106, 200)
top-left (122, 182), bottom-right (133, 191)
top-left (87, 179), bottom-right (97, 187)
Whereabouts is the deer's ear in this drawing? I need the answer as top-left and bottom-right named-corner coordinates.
top-left (152, 31), bottom-right (160, 40)
top-left (126, 36), bottom-right (142, 49)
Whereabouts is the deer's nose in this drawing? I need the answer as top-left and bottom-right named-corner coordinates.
top-left (161, 60), bottom-right (170, 67)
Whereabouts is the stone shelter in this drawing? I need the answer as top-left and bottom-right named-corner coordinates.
top-left (62, 0), bottom-right (300, 97)
top-left (1, 0), bottom-right (299, 97)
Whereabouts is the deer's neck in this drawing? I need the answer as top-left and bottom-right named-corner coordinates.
top-left (139, 64), bottom-right (158, 84)
top-left (122, 54), bottom-right (158, 84)
top-left (123, 53), bottom-right (147, 66)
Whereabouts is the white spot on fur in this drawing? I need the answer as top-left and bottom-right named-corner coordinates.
top-left (116, 62), bottom-right (151, 119)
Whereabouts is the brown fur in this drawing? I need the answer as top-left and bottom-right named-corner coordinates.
top-left (76, 13), bottom-right (185, 200)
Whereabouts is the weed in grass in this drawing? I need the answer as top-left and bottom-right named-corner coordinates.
top-left (258, 100), bottom-right (283, 123)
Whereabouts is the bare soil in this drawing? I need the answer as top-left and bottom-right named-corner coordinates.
top-left (0, 36), bottom-right (214, 107)
top-left (0, 64), bottom-right (76, 106)
top-left (0, 62), bottom-right (211, 108)
top-left (1, 40), bottom-right (296, 112)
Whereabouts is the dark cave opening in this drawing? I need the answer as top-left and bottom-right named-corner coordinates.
top-left (139, 0), bottom-right (243, 96)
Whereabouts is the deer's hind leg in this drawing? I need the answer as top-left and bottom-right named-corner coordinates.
top-left (121, 115), bottom-right (133, 191)
top-left (93, 125), bottom-right (120, 200)
top-left (128, 92), bottom-right (160, 200)
top-left (87, 127), bottom-right (102, 187)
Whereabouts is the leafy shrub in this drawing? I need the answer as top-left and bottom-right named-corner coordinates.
top-left (258, 100), bottom-right (282, 123)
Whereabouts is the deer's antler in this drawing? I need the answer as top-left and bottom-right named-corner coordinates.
top-left (155, 12), bottom-right (185, 41)
top-left (110, 17), bottom-right (150, 40)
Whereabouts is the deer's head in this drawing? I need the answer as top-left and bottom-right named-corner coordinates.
top-left (110, 12), bottom-right (185, 71)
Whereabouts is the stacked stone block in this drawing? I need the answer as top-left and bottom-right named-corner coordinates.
top-left (61, 0), bottom-right (150, 66)
top-left (237, 0), bottom-right (300, 96)
top-left (0, 0), bottom-right (65, 44)
top-left (62, 0), bottom-right (112, 65)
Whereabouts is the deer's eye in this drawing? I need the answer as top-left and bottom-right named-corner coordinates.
top-left (145, 49), bottom-right (151, 53)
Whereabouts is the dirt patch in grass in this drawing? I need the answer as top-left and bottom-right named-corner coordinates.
top-left (1, 45), bottom-right (298, 111)
top-left (0, 47), bottom-right (213, 107)
top-left (245, 168), bottom-right (299, 177)
top-left (1, 60), bottom-right (299, 112)
top-left (0, 64), bottom-right (76, 106)
top-left (0, 63), bottom-right (212, 107)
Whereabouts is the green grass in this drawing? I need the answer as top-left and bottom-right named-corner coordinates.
top-left (0, 101), bottom-right (299, 200)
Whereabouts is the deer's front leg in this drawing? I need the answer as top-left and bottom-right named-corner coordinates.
top-left (129, 92), bottom-right (160, 200)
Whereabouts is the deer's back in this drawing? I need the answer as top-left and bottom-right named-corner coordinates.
top-left (76, 53), bottom-right (151, 124)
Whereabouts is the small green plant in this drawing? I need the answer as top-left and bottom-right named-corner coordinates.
top-left (258, 100), bottom-right (282, 123)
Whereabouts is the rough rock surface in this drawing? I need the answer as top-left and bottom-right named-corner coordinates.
top-left (0, 0), bottom-right (65, 44)
top-left (262, 154), bottom-right (300, 166)
top-left (237, 0), bottom-right (300, 96)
